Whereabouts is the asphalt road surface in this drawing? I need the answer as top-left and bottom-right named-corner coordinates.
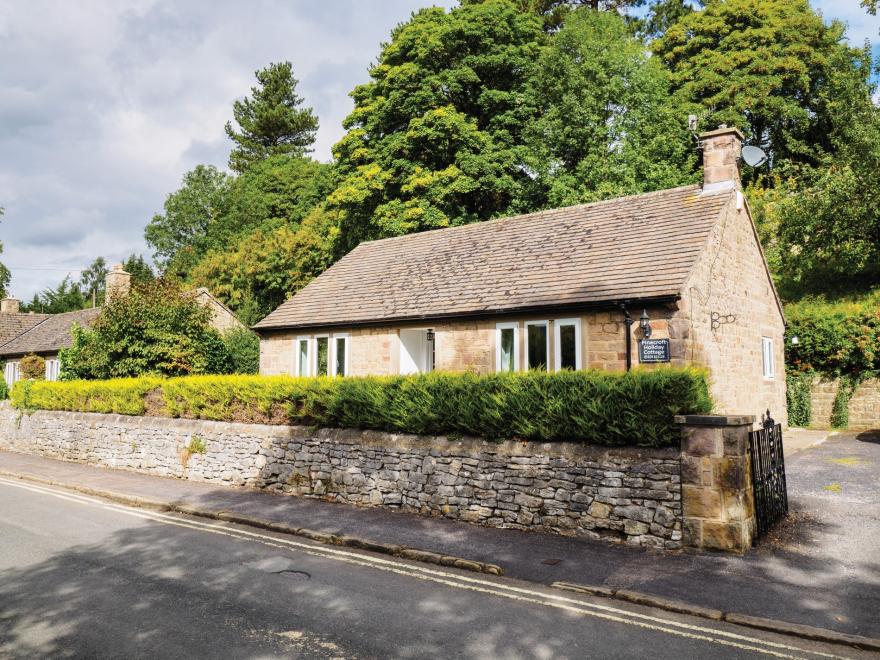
top-left (0, 478), bottom-right (869, 659)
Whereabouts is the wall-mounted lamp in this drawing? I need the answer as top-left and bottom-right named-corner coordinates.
top-left (426, 329), bottom-right (435, 342)
top-left (639, 309), bottom-right (652, 338)
top-left (790, 335), bottom-right (799, 345)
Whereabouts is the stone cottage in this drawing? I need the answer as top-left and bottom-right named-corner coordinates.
top-left (255, 127), bottom-right (786, 425)
top-left (0, 265), bottom-right (244, 385)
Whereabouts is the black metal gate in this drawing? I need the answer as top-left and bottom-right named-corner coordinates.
top-left (747, 410), bottom-right (789, 542)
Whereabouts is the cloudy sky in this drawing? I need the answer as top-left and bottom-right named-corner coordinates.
top-left (0, 1), bottom-right (877, 301)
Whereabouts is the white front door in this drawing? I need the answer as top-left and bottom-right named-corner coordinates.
top-left (399, 329), bottom-right (434, 374)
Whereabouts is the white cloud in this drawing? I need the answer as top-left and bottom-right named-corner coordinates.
top-left (0, 0), bottom-right (454, 299)
top-left (0, 0), bottom-right (873, 300)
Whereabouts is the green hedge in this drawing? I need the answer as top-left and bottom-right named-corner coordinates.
top-left (10, 368), bottom-right (712, 447)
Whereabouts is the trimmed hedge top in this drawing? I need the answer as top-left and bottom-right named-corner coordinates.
top-left (10, 368), bottom-right (712, 448)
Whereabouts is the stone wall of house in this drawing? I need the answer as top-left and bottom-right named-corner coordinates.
top-left (0, 405), bottom-right (683, 549)
top-left (259, 330), bottom-right (294, 375)
top-left (809, 377), bottom-right (880, 430)
top-left (680, 194), bottom-right (787, 425)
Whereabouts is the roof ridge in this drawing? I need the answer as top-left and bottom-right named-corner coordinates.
top-left (356, 184), bottom-right (703, 249)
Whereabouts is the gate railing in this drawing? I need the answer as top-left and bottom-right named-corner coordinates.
top-left (747, 410), bottom-right (788, 542)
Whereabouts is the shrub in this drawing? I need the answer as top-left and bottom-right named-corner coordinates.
top-left (10, 367), bottom-right (712, 448)
top-left (223, 328), bottom-right (260, 374)
top-left (19, 354), bottom-right (46, 380)
top-left (784, 291), bottom-right (880, 377)
top-left (59, 279), bottom-right (232, 380)
top-left (0, 377), bottom-right (8, 400)
top-left (785, 372), bottom-right (813, 427)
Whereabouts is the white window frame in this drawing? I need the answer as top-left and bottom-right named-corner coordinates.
top-left (495, 322), bottom-right (520, 373)
top-left (554, 318), bottom-right (582, 372)
top-left (331, 333), bottom-right (350, 377)
top-left (762, 337), bottom-right (775, 379)
top-left (45, 358), bottom-right (60, 382)
top-left (524, 320), bottom-right (550, 371)
top-left (313, 334), bottom-right (330, 377)
top-left (294, 336), bottom-right (311, 377)
top-left (4, 361), bottom-right (17, 387)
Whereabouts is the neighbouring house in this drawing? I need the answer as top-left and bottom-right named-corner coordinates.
top-left (0, 265), bottom-right (244, 386)
top-left (254, 127), bottom-right (787, 424)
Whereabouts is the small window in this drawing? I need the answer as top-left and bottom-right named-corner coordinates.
top-left (296, 338), bottom-right (310, 377)
top-left (315, 336), bottom-right (329, 376)
top-left (555, 318), bottom-right (581, 371)
top-left (334, 335), bottom-right (348, 376)
top-left (525, 321), bottom-right (549, 371)
top-left (45, 359), bottom-right (60, 382)
top-left (495, 323), bottom-right (519, 373)
top-left (3, 362), bottom-right (15, 387)
top-left (762, 337), bottom-right (775, 378)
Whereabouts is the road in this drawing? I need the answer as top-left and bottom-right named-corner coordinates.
top-left (0, 478), bottom-right (868, 659)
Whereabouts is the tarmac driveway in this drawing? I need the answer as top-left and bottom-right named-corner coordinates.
top-left (773, 429), bottom-right (880, 634)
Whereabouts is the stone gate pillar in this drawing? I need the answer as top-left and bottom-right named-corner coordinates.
top-left (675, 414), bottom-right (756, 553)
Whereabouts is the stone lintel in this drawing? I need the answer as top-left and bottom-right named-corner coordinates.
top-left (674, 414), bottom-right (755, 427)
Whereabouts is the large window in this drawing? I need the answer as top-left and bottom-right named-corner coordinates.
top-left (333, 335), bottom-right (349, 376)
top-left (762, 337), bottom-right (775, 379)
top-left (3, 361), bottom-right (18, 387)
top-left (296, 338), bottom-right (310, 376)
top-left (495, 323), bottom-right (519, 373)
top-left (554, 318), bottom-right (581, 371)
top-left (525, 321), bottom-right (549, 371)
top-left (315, 336), bottom-right (329, 376)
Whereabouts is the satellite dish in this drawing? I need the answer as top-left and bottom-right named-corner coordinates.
top-left (742, 145), bottom-right (767, 167)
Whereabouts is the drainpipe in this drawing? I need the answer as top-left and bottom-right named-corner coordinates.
top-left (620, 303), bottom-right (633, 372)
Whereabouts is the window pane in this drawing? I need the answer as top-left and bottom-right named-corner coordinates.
top-left (335, 337), bottom-right (346, 376)
top-left (297, 340), bottom-right (309, 376)
top-left (500, 328), bottom-right (515, 372)
top-left (316, 337), bottom-right (329, 376)
top-left (559, 324), bottom-right (577, 370)
top-left (527, 324), bottom-right (547, 370)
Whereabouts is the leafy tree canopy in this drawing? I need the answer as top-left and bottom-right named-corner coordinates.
top-left (122, 254), bottom-right (155, 284)
top-left (189, 205), bottom-right (338, 324)
top-left (653, 0), bottom-right (874, 173)
top-left (525, 8), bottom-right (697, 207)
top-left (328, 0), bottom-right (546, 253)
top-left (225, 61), bottom-right (319, 174)
top-left (80, 257), bottom-right (108, 308)
top-left (144, 165), bottom-right (232, 279)
top-left (60, 279), bottom-right (231, 380)
top-left (21, 275), bottom-right (87, 314)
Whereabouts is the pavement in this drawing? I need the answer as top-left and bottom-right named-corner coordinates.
top-left (0, 428), bottom-right (878, 643)
top-left (0, 477), bottom-right (870, 659)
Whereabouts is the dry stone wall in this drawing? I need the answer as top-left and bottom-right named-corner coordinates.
top-left (809, 378), bottom-right (880, 430)
top-left (0, 404), bottom-right (682, 549)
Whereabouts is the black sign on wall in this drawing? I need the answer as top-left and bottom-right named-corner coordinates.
top-left (639, 338), bottom-right (671, 363)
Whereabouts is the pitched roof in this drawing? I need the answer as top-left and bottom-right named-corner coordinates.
top-left (254, 185), bottom-right (733, 331)
top-left (0, 307), bottom-right (102, 357)
top-left (0, 313), bottom-right (51, 346)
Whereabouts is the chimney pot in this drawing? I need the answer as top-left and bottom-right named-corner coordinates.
top-left (105, 264), bottom-right (131, 303)
top-left (0, 297), bottom-right (20, 314)
top-left (699, 125), bottom-right (744, 193)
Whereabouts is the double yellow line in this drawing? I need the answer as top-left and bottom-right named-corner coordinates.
top-left (0, 477), bottom-right (854, 660)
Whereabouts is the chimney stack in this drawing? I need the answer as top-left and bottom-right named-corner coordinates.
top-left (699, 125), bottom-right (744, 192)
top-left (105, 264), bottom-right (131, 303)
top-left (0, 297), bottom-right (20, 314)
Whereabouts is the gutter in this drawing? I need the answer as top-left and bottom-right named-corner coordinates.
top-left (251, 295), bottom-right (681, 335)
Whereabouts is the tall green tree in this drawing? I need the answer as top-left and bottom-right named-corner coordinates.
top-left (0, 208), bottom-right (10, 299)
top-left (80, 257), bottom-right (108, 308)
top-left (144, 165), bottom-right (232, 279)
top-left (653, 0), bottom-right (873, 174)
top-left (225, 61), bottom-right (319, 174)
top-left (122, 254), bottom-right (155, 284)
top-left (462, 0), bottom-right (649, 31)
top-left (21, 275), bottom-right (87, 314)
top-left (329, 0), bottom-right (546, 254)
top-left (525, 8), bottom-right (696, 207)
